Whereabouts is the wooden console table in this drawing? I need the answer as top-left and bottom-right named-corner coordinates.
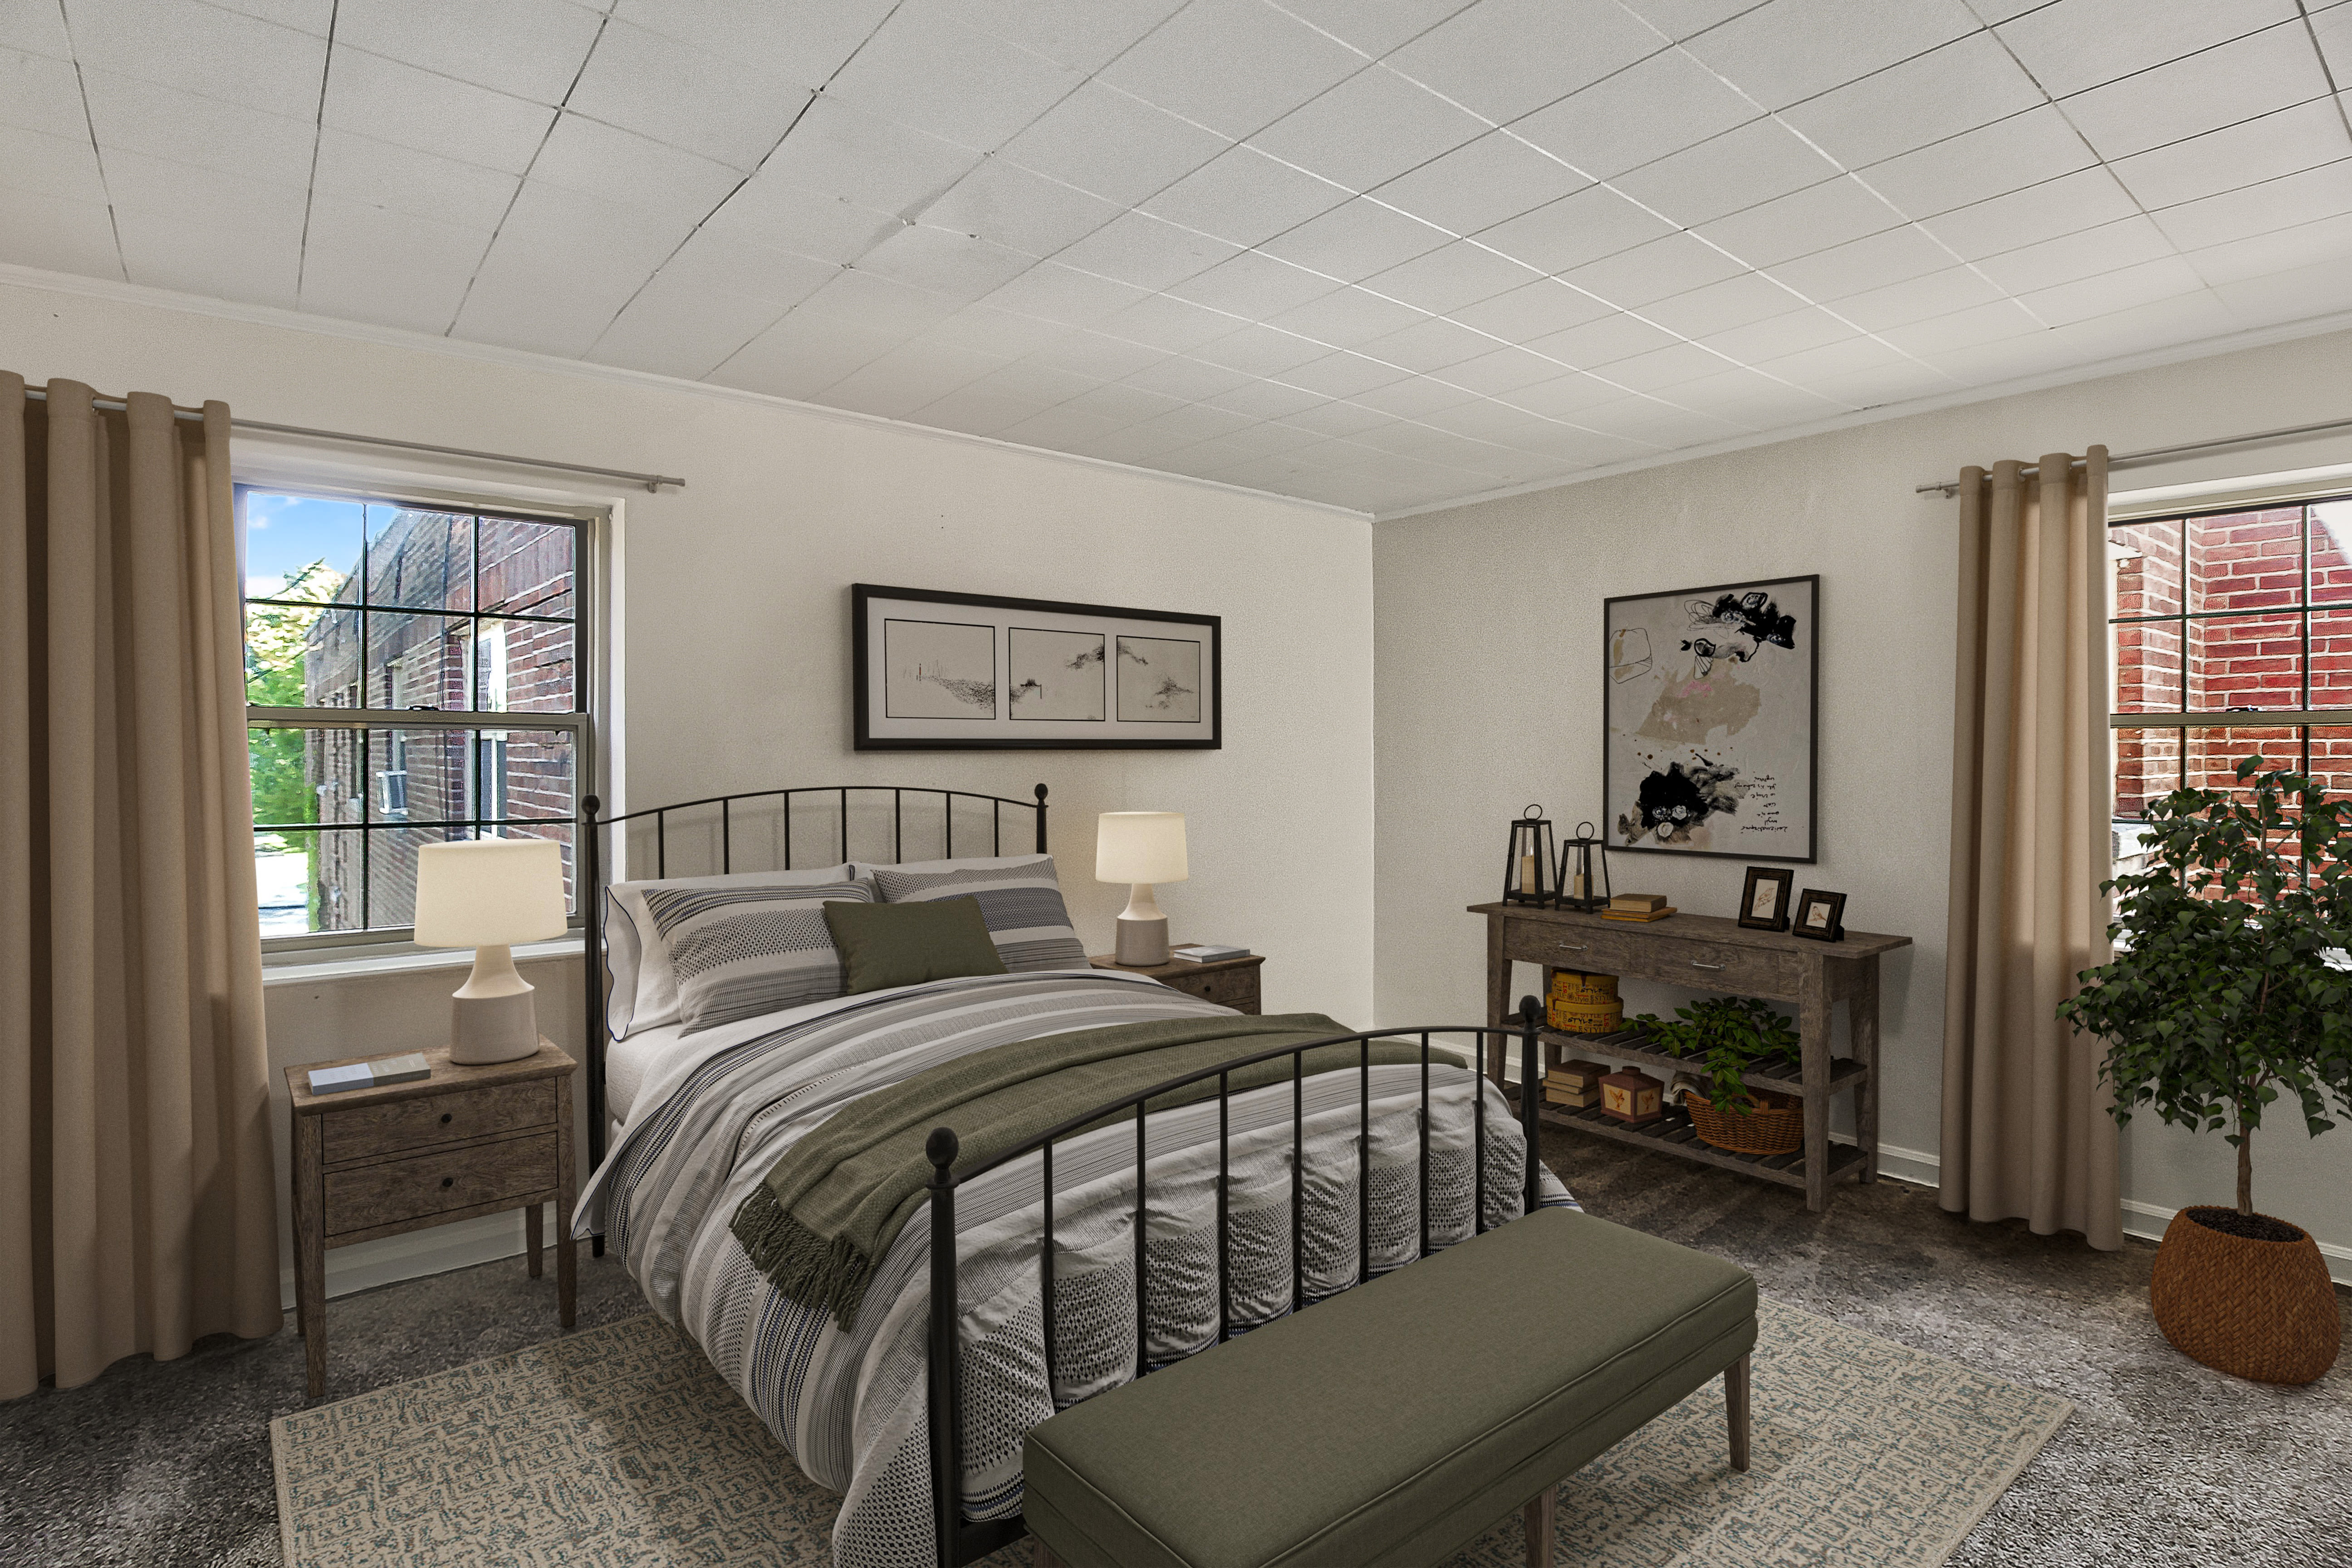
top-left (1469, 902), bottom-right (1911, 1211)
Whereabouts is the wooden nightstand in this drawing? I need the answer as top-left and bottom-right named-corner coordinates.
top-left (1089, 952), bottom-right (1263, 1014)
top-left (285, 1039), bottom-right (576, 1397)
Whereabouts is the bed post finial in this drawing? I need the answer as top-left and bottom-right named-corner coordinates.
top-left (1518, 995), bottom-right (1544, 1218)
top-left (927, 1126), bottom-right (960, 1176)
top-left (1033, 783), bottom-right (1049, 854)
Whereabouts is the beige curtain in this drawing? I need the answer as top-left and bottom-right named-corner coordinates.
top-left (1, 376), bottom-right (281, 1398)
top-left (1941, 449), bottom-right (2121, 1249)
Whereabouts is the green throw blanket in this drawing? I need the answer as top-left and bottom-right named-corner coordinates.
top-left (731, 1013), bottom-right (1436, 1330)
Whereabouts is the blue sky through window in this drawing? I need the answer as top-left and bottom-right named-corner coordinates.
top-left (243, 491), bottom-right (363, 600)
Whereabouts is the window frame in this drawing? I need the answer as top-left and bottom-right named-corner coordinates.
top-left (240, 480), bottom-right (599, 955)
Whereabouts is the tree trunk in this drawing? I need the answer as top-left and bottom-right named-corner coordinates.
top-left (2237, 1122), bottom-right (2254, 1215)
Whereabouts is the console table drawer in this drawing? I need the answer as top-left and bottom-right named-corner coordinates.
top-left (1506, 920), bottom-right (1804, 996)
top-left (1504, 920), bottom-right (1652, 974)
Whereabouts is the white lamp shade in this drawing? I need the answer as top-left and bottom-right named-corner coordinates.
top-left (1097, 812), bottom-right (1187, 885)
top-left (413, 838), bottom-right (568, 948)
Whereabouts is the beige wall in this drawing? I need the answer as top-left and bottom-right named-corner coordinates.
top-left (1373, 326), bottom-right (2352, 1282)
top-left (0, 271), bottom-right (1375, 1298)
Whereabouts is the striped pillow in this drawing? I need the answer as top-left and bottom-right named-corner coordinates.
top-left (643, 880), bottom-right (874, 1034)
top-left (867, 855), bottom-right (1089, 972)
top-left (604, 864), bottom-right (863, 1038)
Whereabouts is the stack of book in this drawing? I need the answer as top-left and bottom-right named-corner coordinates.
top-left (1601, 892), bottom-right (1676, 923)
top-left (1170, 943), bottom-right (1250, 963)
top-left (1544, 1058), bottom-right (1609, 1109)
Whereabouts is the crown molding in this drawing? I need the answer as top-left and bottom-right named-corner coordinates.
top-left (0, 261), bottom-right (1373, 523)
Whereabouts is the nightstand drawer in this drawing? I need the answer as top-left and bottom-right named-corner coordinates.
top-left (1171, 963), bottom-right (1260, 1013)
top-left (324, 1132), bottom-right (558, 1236)
top-left (321, 1079), bottom-right (557, 1163)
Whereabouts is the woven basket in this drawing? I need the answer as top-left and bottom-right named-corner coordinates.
top-left (1682, 1088), bottom-right (1803, 1156)
top-left (2149, 1207), bottom-right (2341, 1385)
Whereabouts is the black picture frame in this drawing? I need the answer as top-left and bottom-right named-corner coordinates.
top-left (853, 584), bottom-right (1222, 750)
top-left (1603, 573), bottom-right (1818, 863)
top-left (1790, 888), bottom-right (1847, 942)
top-left (1737, 866), bottom-right (1795, 931)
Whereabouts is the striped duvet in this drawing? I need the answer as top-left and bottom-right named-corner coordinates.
top-left (575, 970), bottom-right (1573, 1568)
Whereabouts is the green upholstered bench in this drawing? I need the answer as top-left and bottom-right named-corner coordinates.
top-left (1022, 1206), bottom-right (1756, 1568)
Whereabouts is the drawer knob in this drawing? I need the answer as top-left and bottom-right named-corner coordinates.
top-left (440, 1112), bottom-right (453, 1124)
top-left (441, 1176), bottom-right (455, 1189)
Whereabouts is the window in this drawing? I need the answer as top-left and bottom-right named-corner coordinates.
top-left (243, 488), bottom-right (589, 946)
top-left (2110, 492), bottom-right (2352, 875)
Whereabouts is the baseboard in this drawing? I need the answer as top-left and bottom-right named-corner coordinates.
top-left (279, 1205), bottom-right (553, 1309)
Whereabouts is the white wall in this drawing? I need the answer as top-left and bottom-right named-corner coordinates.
top-left (0, 270), bottom-right (1375, 1297)
top-left (1373, 326), bottom-right (2352, 1282)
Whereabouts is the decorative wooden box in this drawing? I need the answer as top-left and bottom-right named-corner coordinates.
top-left (1546, 969), bottom-right (1623, 1035)
top-left (1600, 1068), bottom-right (1666, 1126)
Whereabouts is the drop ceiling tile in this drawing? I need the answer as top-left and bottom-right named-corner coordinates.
top-left (1274, 400), bottom-right (1398, 436)
top-left (0, 2), bottom-right (73, 59)
top-left (907, 382), bottom-right (1054, 437)
top-left (115, 206), bottom-right (301, 308)
top-left (2149, 158), bottom-right (2352, 249)
top-left (1440, 343), bottom-right (1582, 392)
top-left (1366, 131), bottom-right (1589, 235)
top-left (1857, 106), bottom-right (2097, 220)
top-left (1351, 314), bottom-right (1502, 373)
top-left (310, 130), bottom-right (520, 231)
top-left (1277, 0), bottom-right (1483, 57)
top-left (1447, 279), bottom-right (1616, 340)
top-left (530, 113), bottom-right (745, 226)
top-left (0, 46), bottom-right (89, 138)
top-left (2014, 254), bottom-right (2207, 326)
top-left (706, 311), bottom-right (904, 400)
top-left (1163, 250), bottom-right (1343, 316)
top-left (2059, 23), bottom-right (2331, 164)
top-left (61, 0), bottom-right (324, 114)
top-left (823, 7), bottom-right (1083, 151)
top-left (911, 161), bottom-right (1124, 256)
top-left (1497, 372), bottom-right (1630, 419)
top-left (1358, 240), bottom-right (1534, 315)
top-left (743, 97), bottom-right (973, 221)
top-left (976, 262), bottom-right (1154, 327)
top-left (1052, 211), bottom-right (1239, 291)
top-left (997, 82), bottom-right (1229, 206)
top-left (652, 228), bottom-right (840, 308)
top-left (1917, 167), bottom-right (2141, 258)
top-left (966, 360), bottom-right (1100, 405)
top-left (704, 173), bottom-right (903, 265)
top-left (1752, 333), bottom-right (1928, 387)
top-left (952, 0), bottom-right (1189, 74)
top-left (82, 68), bottom-right (318, 187)
top-left (1569, 396), bottom-right (1745, 446)
top-left (1905, 330), bottom-right (2082, 386)
top-left (2184, 211), bottom-right (2352, 286)
top-left (457, 219), bottom-right (683, 355)
top-left (1872, 295), bottom-right (2041, 354)
top-left (853, 225), bottom-right (1039, 303)
top-left (1556, 232), bottom-right (1749, 309)
top-left (992, 405), bottom-right (1135, 448)
top-left (1779, 33), bottom-right (2046, 169)
top-left (1768, 226), bottom-right (1958, 301)
top-left (1119, 355), bottom-right (1257, 402)
top-left (1347, 374), bottom-right (1487, 417)
top-left (1652, 367), bottom-right (1849, 424)
top-left (298, 194), bottom-right (492, 335)
top-left (2215, 251), bottom-right (2352, 328)
top-left (1264, 286), bottom-right (1431, 348)
top-left (1640, 272), bottom-right (1806, 338)
top-left (1595, 341), bottom-right (1733, 392)
top-left (2048, 286), bottom-right (2237, 357)
top-left (1098, 0), bottom-right (1363, 139)
top-left (1279, 350), bottom-right (1418, 397)
top-left (1097, 292), bottom-right (1241, 353)
top-left (1125, 401), bottom-right (1258, 446)
top-left (1140, 145), bottom-right (1349, 248)
top-left (793, 266), bottom-right (960, 335)
top-left (1026, 329), bottom-right (1167, 380)
top-left (97, 146), bottom-right (305, 225)
top-left (2110, 98), bottom-right (2352, 212)
top-left (610, 0), bottom-right (896, 92)
top-left (1080, 422), bottom-right (1212, 464)
top-left (1255, 198), bottom-right (1454, 280)
top-left (582, 274), bottom-right (784, 379)
top-left (822, 342), bottom-right (1014, 418)
top-left (1974, 214), bottom-right (2176, 294)
top-left (1827, 263), bottom-right (2006, 330)
top-left (1249, 65), bottom-right (1487, 190)
top-left (209, 0), bottom-right (336, 31)
top-left (1614, 0), bottom-right (1778, 41)
top-left (335, 0), bottom-right (601, 104)
top-left (1190, 321), bottom-right (1333, 376)
top-left (1200, 378), bottom-right (1335, 418)
top-left (1995, 0), bottom-right (2296, 100)
top-left (323, 47), bottom-right (557, 175)
top-left (1473, 184), bottom-right (1679, 273)
top-left (919, 306), bottom-right (1081, 360)
top-left (1769, 354), bottom-right (1952, 406)
top-left (1616, 120), bottom-right (1844, 230)
top-left (1384, 0), bottom-right (1666, 124)
top-left (0, 123), bottom-right (107, 205)
top-left (1694, 306), bottom-right (1859, 363)
top-left (1680, 0), bottom-right (1981, 110)
top-left (2317, 3), bottom-right (2352, 76)
top-left (564, 20), bottom-right (814, 170)
top-left (1694, 176), bottom-right (1903, 269)
top-left (1523, 312), bottom-right (1681, 369)
top-left (0, 187), bottom-right (120, 276)
top-left (1510, 49), bottom-right (1759, 180)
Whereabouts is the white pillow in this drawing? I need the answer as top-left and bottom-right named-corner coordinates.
top-left (864, 853), bottom-right (1089, 972)
top-left (603, 864), bottom-right (864, 1038)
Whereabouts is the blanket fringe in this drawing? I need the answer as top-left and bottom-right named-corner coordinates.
top-left (731, 1183), bottom-right (875, 1331)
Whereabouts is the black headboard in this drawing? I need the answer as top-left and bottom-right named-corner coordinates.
top-left (579, 783), bottom-right (1050, 1177)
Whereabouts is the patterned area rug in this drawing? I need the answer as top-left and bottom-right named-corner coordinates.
top-left (272, 1299), bottom-right (2070, 1567)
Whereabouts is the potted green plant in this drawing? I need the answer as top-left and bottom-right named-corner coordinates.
top-left (1631, 995), bottom-right (1804, 1155)
top-left (2059, 755), bottom-right (2351, 1384)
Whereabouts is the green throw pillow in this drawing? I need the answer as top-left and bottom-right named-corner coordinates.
top-left (823, 897), bottom-right (1009, 995)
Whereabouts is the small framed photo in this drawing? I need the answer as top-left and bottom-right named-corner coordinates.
top-left (1791, 888), bottom-right (1847, 942)
top-left (1738, 866), bottom-right (1795, 931)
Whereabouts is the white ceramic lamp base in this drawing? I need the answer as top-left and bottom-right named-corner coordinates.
top-left (1115, 883), bottom-right (1171, 966)
top-left (448, 943), bottom-right (542, 1064)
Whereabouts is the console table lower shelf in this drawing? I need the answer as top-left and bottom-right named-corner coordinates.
top-left (1514, 1086), bottom-right (1870, 1193)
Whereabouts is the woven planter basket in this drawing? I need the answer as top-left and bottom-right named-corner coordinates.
top-left (2150, 1207), bottom-right (2341, 1385)
top-left (1683, 1088), bottom-right (1803, 1156)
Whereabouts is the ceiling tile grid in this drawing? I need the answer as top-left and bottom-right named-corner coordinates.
top-left (10, 0), bottom-right (2352, 514)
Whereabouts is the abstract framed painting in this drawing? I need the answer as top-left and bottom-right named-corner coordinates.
top-left (853, 584), bottom-right (1221, 750)
top-left (1603, 575), bottom-right (1817, 863)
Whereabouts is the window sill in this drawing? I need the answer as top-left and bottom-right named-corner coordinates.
top-left (262, 934), bottom-right (585, 986)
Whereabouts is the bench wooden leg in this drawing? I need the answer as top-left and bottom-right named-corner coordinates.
top-left (1034, 1536), bottom-right (1064, 1568)
top-left (1726, 1352), bottom-right (1751, 1473)
top-left (1523, 1486), bottom-right (1555, 1568)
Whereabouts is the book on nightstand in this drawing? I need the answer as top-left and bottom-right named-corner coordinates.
top-left (1171, 944), bottom-right (1251, 962)
top-left (307, 1053), bottom-right (432, 1095)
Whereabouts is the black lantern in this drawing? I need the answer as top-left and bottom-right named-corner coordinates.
top-left (1556, 821), bottom-right (1610, 913)
top-left (1503, 804), bottom-right (1558, 906)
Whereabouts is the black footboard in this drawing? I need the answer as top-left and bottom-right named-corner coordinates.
top-left (922, 996), bottom-right (1551, 1568)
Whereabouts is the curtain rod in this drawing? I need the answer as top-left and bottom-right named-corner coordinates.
top-left (1915, 415), bottom-right (2352, 497)
top-left (17, 386), bottom-right (686, 492)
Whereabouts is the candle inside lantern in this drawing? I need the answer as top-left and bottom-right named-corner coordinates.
top-left (1519, 851), bottom-right (1537, 893)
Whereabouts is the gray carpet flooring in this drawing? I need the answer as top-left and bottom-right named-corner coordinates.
top-left (2, 1132), bottom-right (2345, 1567)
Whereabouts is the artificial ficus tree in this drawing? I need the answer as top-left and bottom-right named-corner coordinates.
top-left (2059, 756), bottom-right (2352, 1215)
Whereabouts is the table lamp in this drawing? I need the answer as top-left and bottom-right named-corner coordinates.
top-left (413, 838), bottom-right (568, 1064)
top-left (1097, 811), bottom-right (1187, 966)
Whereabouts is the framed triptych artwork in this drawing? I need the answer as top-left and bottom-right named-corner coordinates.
top-left (853, 584), bottom-right (1221, 750)
top-left (1603, 574), bottom-right (1818, 863)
